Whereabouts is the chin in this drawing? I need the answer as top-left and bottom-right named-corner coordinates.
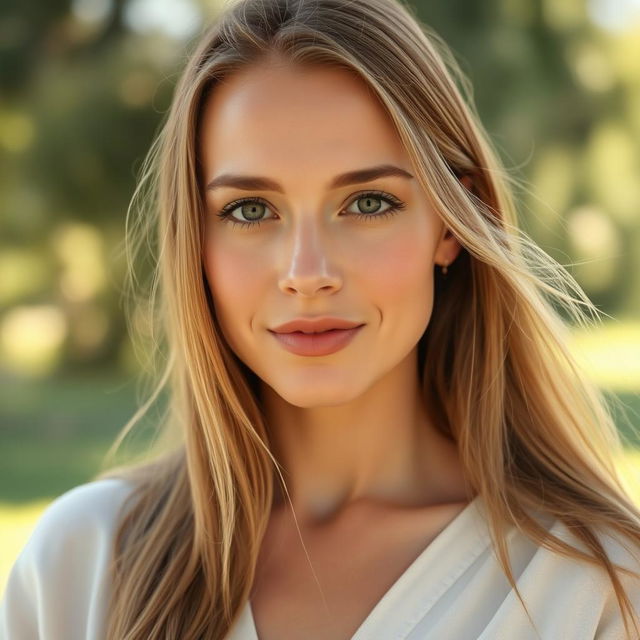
top-left (270, 381), bottom-right (364, 409)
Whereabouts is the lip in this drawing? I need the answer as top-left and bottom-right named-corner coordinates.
top-left (269, 325), bottom-right (364, 357)
top-left (270, 316), bottom-right (364, 334)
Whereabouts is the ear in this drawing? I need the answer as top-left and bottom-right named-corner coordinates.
top-left (435, 226), bottom-right (462, 269)
top-left (434, 174), bottom-right (471, 268)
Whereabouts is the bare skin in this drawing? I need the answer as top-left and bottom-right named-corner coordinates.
top-left (199, 57), bottom-right (474, 638)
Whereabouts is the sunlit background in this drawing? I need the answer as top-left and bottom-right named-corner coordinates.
top-left (1, 0), bottom-right (640, 595)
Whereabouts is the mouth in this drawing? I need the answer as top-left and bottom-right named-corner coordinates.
top-left (269, 317), bottom-right (365, 334)
top-left (286, 328), bottom-right (352, 334)
top-left (269, 325), bottom-right (364, 356)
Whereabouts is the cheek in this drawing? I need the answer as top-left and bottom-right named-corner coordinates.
top-left (202, 238), bottom-right (265, 335)
top-left (361, 228), bottom-right (434, 306)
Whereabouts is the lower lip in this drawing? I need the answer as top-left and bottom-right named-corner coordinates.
top-left (269, 326), bottom-right (364, 356)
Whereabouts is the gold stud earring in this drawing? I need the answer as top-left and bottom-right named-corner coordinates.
top-left (441, 259), bottom-right (449, 276)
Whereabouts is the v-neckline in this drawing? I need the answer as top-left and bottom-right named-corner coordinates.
top-left (228, 494), bottom-right (492, 640)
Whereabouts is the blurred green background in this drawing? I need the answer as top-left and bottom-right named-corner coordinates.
top-left (1, 0), bottom-right (640, 594)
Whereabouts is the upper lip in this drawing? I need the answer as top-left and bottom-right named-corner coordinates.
top-left (270, 317), bottom-right (365, 334)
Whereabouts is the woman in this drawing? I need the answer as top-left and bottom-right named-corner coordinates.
top-left (2, 0), bottom-right (640, 638)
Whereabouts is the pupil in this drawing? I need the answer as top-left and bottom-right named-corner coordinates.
top-left (243, 203), bottom-right (264, 220)
top-left (360, 197), bottom-right (381, 213)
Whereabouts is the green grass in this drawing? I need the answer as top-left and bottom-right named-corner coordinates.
top-left (0, 369), bottom-right (162, 503)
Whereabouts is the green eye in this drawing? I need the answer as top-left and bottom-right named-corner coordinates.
top-left (216, 190), bottom-right (406, 228)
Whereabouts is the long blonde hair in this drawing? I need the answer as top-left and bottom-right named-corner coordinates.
top-left (95, 0), bottom-right (640, 637)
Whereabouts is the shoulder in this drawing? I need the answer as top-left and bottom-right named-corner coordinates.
top-left (18, 477), bottom-right (137, 570)
top-left (540, 517), bottom-right (640, 639)
top-left (588, 522), bottom-right (640, 639)
top-left (547, 516), bottom-right (640, 584)
top-left (30, 477), bottom-right (136, 541)
top-left (1, 478), bottom-right (137, 640)
top-left (480, 512), bottom-right (640, 639)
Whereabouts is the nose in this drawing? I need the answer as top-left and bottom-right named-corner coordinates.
top-left (277, 215), bottom-right (342, 297)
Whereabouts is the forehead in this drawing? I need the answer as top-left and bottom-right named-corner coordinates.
top-left (198, 62), bottom-right (411, 184)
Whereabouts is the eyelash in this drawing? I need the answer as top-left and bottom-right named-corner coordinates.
top-left (215, 190), bottom-right (407, 229)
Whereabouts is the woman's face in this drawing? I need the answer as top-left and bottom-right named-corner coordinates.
top-left (199, 62), bottom-right (461, 407)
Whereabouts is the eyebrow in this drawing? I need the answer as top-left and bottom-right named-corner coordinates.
top-left (205, 164), bottom-right (414, 193)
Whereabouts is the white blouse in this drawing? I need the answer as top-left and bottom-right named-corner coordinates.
top-left (1, 478), bottom-right (639, 639)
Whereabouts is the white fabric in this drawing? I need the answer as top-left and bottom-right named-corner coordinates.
top-left (1, 479), bottom-right (639, 639)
